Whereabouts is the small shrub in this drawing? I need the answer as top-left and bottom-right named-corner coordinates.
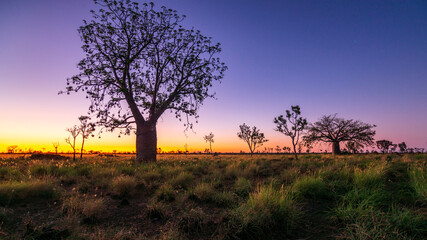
top-left (0, 167), bottom-right (22, 181)
top-left (409, 167), bottom-right (427, 201)
top-left (178, 207), bottom-right (213, 237)
top-left (30, 165), bottom-right (49, 177)
top-left (110, 175), bottom-right (138, 197)
top-left (224, 164), bottom-right (240, 180)
top-left (213, 191), bottom-right (236, 207)
top-left (0, 180), bottom-right (58, 205)
top-left (234, 177), bottom-right (252, 197)
top-left (146, 201), bottom-right (167, 221)
top-left (169, 172), bottom-right (194, 190)
top-left (62, 194), bottom-right (105, 220)
top-left (190, 183), bottom-right (215, 202)
top-left (231, 184), bottom-right (300, 239)
top-left (292, 176), bottom-right (331, 200)
top-left (155, 183), bottom-right (175, 202)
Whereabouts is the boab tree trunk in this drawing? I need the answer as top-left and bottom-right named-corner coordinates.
top-left (332, 141), bottom-right (341, 155)
top-left (136, 122), bottom-right (157, 163)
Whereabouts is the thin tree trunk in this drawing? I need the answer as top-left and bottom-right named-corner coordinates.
top-left (209, 142), bottom-right (212, 153)
top-left (80, 138), bottom-right (85, 159)
top-left (332, 141), bottom-right (341, 155)
top-left (136, 121), bottom-right (157, 163)
top-left (292, 139), bottom-right (298, 160)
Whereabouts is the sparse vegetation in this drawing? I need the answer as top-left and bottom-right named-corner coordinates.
top-left (0, 154), bottom-right (425, 239)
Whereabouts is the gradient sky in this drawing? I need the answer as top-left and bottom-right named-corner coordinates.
top-left (0, 0), bottom-right (426, 153)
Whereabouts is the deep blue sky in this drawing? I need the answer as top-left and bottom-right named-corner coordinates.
top-left (0, 0), bottom-right (426, 152)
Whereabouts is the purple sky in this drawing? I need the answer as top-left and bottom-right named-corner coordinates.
top-left (0, 0), bottom-right (426, 153)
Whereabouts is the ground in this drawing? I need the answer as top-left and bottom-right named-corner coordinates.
top-left (0, 153), bottom-right (426, 239)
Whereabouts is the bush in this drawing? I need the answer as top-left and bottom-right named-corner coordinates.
top-left (189, 183), bottom-right (215, 203)
top-left (146, 201), bottom-right (167, 221)
top-left (231, 184), bottom-right (300, 239)
top-left (155, 183), bottom-right (175, 202)
top-left (234, 177), bottom-right (252, 197)
top-left (169, 172), bottom-right (194, 190)
top-left (110, 175), bottom-right (138, 197)
top-left (62, 194), bottom-right (105, 220)
top-left (0, 180), bottom-right (59, 206)
top-left (292, 176), bottom-right (332, 200)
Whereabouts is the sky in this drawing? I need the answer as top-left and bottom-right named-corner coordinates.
top-left (0, 0), bottom-right (426, 153)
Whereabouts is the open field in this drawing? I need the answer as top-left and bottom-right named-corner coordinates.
top-left (0, 154), bottom-right (425, 239)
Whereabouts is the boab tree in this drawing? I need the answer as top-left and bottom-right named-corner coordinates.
top-left (62, 0), bottom-right (226, 162)
top-left (237, 123), bottom-right (268, 157)
top-left (273, 105), bottom-right (307, 159)
top-left (303, 114), bottom-right (376, 154)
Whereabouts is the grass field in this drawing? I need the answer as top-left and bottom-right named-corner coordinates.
top-left (0, 153), bottom-right (425, 239)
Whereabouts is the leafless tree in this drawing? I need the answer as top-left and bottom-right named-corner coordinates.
top-left (303, 114), bottom-right (376, 154)
top-left (61, 0), bottom-right (226, 163)
top-left (203, 132), bottom-right (214, 153)
top-left (65, 125), bottom-right (79, 161)
top-left (237, 123), bottom-right (268, 157)
top-left (274, 105), bottom-right (307, 159)
top-left (52, 142), bottom-right (60, 155)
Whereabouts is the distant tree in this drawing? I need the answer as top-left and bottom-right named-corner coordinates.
top-left (274, 105), bottom-right (307, 160)
top-left (237, 123), bottom-right (268, 157)
top-left (304, 142), bottom-right (313, 153)
top-left (7, 145), bottom-right (18, 154)
top-left (52, 142), bottom-right (60, 155)
top-left (390, 144), bottom-right (397, 153)
top-left (303, 114), bottom-right (376, 155)
top-left (65, 125), bottom-right (79, 161)
top-left (78, 116), bottom-right (95, 159)
top-left (376, 140), bottom-right (393, 153)
top-left (204, 132), bottom-right (214, 153)
top-left (346, 141), bottom-right (363, 153)
top-left (275, 145), bottom-right (282, 153)
top-left (282, 146), bottom-right (291, 153)
top-left (204, 148), bottom-right (210, 154)
top-left (62, 0), bottom-right (227, 163)
top-left (398, 142), bottom-right (407, 153)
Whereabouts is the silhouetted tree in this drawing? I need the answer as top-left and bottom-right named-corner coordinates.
top-left (376, 140), bottom-right (393, 153)
top-left (274, 105), bottom-right (307, 159)
top-left (303, 114), bottom-right (376, 154)
top-left (65, 125), bottom-right (79, 161)
top-left (62, 0), bottom-right (226, 163)
top-left (282, 146), bottom-right (291, 153)
top-left (203, 132), bottom-right (214, 153)
top-left (52, 142), bottom-right (60, 155)
top-left (7, 145), bottom-right (18, 154)
top-left (390, 144), bottom-right (397, 153)
top-left (398, 142), bottom-right (407, 153)
top-left (275, 145), bottom-right (282, 153)
top-left (237, 123), bottom-right (268, 157)
top-left (78, 116), bottom-right (95, 159)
